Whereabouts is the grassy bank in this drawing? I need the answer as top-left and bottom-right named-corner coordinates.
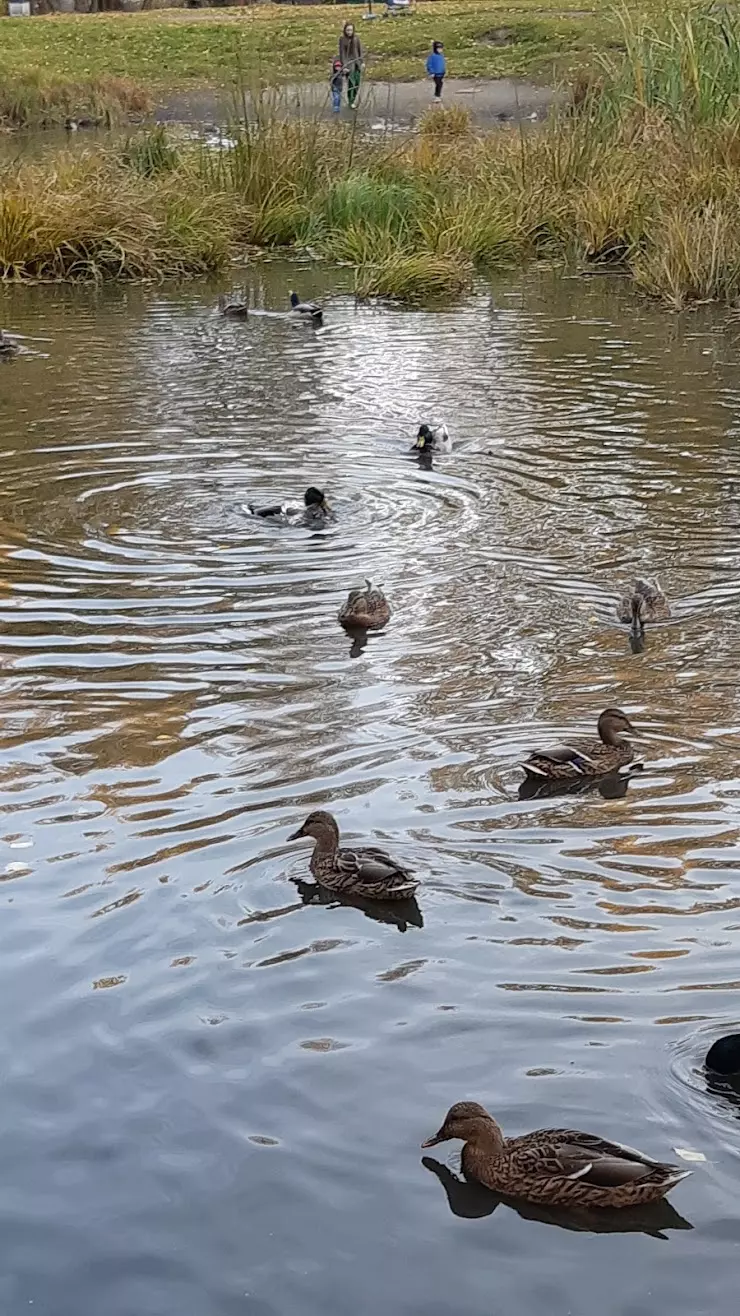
top-left (0, 0), bottom-right (647, 92)
top-left (0, 70), bottom-right (152, 129)
top-left (3, 8), bottom-right (740, 310)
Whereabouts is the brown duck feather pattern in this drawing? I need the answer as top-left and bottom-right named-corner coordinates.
top-left (463, 1129), bottom-right (688, 1208)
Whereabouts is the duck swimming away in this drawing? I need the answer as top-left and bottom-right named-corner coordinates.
top-left (520, 707), bottom-right (636, 782)
top-left (0, 331), bottom-right (19, 359)
top-left (617, 578), bottom-right (670, 631)
top-left (288, 810), bottom-right (418, 901)
top-left (421, 1102), bottom-right (691, 1209)
top-left (705, 1033), bottom-right (740, 1075)
top-left (289, 291), bottom-right (323, 325)
top-left (218, 294), bottom-right (249, 319)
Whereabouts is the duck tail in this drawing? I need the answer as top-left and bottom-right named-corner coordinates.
top-left (663, 1169), bottom-right (693, 1188)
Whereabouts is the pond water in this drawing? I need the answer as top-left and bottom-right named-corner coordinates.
top-left (1, 265), bottom-right (740, 1315)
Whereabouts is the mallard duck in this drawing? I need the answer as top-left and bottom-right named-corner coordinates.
top-left (0, 331), bottom-right (19, 359)
top-left (244, 486), bottom-right (331, 525)
top-left (289, 291), bottom-right (323, 325)
top-left (414, 422), bottom-right (451, 453)
top-left (421, 1102), bottom-right (691, 1209)
top-left (338, 580), bottom-right (391, 631)
top-left (706, 1034), bottom-right (740, 1075)
top-left (617, 578), bottom-right (670, 629)
top-left (520, 707), bottom-right (636, 782)
top-left (288, 809), bottom-right (418, 900)
top-left (218, 294), bottom-right (249, 319)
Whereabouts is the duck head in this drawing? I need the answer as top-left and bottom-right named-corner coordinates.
top-left (415, 424), bottom-right (434, 451)
top-left (421, 1101), bottom-right (503, 1150)
top-left (288, 809), bottom-right (340, 844)
top-left (597, 708), bottom-right (636, 745)
top-left (706, 1033), bottom-right (740, 1076)
top-left (304, 486), bottom-right (329, 513)
top-left (290, 291), bottom-right (300, 308)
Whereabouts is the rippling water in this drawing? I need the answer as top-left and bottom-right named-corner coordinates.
top-left (2, 267), bottom-right (740, 1314)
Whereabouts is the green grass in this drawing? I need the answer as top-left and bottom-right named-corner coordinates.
top-left (0, 1), bottom-right (642, 91)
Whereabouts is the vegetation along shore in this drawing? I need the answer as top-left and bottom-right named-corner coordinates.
top-left (2, 4), bottom-right (740, 311)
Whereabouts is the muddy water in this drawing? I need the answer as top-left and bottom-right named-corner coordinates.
top-left (1, 266), bottom-right (740, 1314)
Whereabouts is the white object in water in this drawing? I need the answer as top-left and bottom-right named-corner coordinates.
top-left (673, 1147), bottom-right (707, 1163)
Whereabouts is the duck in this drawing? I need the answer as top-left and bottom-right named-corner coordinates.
top-left (414, 422), bottom-right (451, 453)
top-left (520, 707), bottom-right (636, 782)
top-left (421, 1102), bottom-right (691, 1209)
top-left (617, 578), bottom-right (670, 630)
top-left (243, 486), bottom-right (331, 525)
top-left (705, 1034), bottom-right (740, 1076)
top-left (288, 809), bottom-right (418, 900)
top-left (218, 294), bottom-right (249, 319)
top-left (289, 291), bottom-right (323, 325)
top-left (0, 331), bottom-right (19, 359)
top-left (338, 580), bottom-right (391, 631)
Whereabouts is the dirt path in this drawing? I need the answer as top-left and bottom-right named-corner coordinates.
top-left (156, 77), bottom-right (558, 129)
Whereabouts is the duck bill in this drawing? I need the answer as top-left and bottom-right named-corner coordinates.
top-left (288, 826), bottom-right (305, 841)
top-left (421, 1130), bottom-right (445, 1148)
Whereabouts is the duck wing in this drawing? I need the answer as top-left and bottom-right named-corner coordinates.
top-left (523, 739), bottom-right (597, 773)
top-left (506, 1129), bottom-right (684, 1187)
top-left (336, 845), bottom-right (417, 895)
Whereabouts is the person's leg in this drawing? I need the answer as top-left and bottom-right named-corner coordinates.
top-left (332, 86), bottom-right (341, 111)
top-left (348, 68), bottom-right (361, 106)
top-left (434, 74), bottom-right (444, 99)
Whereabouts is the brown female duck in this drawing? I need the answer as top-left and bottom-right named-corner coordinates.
top-left (617, 578), bottom-right (670, 630)
top-left (288, 810), bottom-right (417, 901)
top-left (421, 1102), bottom-right (691, 1209)
top-left (338, 580), bottom-right (391, 631)
top-left (520, 707), bottom-right (636, 782)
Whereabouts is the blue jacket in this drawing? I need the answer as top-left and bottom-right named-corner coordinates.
top-left (426, 51), bottom-right (446, 76)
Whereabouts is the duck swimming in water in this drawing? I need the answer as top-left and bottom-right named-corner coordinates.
top-left (414, 422), bottom-right (451, 453)
top-left (338, 580), bottom-right (391, 631)
top-left (520, 708), bottom-right (637, 782)
top-left (289, 291), bottom-right (323, 325)
top-left (218, 294), bottom-right (249, 319)
top-left (421, 1102), bottom-right (691, 1209)
top-left (705, 1034), bottom-right (740, 1076)
top-left (0, 331), bottom-right (19, 359)
top-left (617, 578), bottom-right (670, 631)
top-left (244, 486), bottom-right (331, 525)
top-left (288, 810), bottom-right (418, 901)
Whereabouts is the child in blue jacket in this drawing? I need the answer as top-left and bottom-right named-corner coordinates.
top-left (426, 41), bottom-right (446, 100)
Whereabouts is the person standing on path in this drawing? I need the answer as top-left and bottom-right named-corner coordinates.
top-left (339, 22), bottom-right (363, 109)
top-left (426, 40), bottom-right (446, 101)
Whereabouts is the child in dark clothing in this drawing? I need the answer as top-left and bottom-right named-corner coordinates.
top-left (426, 40), bottom-right (446, 100)
top-left (330, 57), bottom-right (343, 112)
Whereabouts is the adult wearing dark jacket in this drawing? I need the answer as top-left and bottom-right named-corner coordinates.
top-left (339, 22), bottom-right (363, 108)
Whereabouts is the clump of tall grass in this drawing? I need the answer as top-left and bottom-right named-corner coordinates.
top-left (0, 70), bottom-right (151, 129)
top-left (354, 250), bottom-right (473, 303)
top-left (602, 4), bottom-right (740, 129)
top-left (0, 149), bottom-right (231, 281)
top-left (419, 105), bottom-right (473, 138)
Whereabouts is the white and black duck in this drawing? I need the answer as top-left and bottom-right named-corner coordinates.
top-left (243, 486), bottom-right (332, 526)
top-left (289, 291), bottom-right (323, 325)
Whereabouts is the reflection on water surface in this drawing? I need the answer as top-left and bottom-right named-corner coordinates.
top-left (1, 267), bottom-right (740, 1314)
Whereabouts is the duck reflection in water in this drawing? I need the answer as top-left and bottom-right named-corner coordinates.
top-left (518, 765), bottom-right (644, 802)
top-left (293, 878), bottom-right (423, 932)
top-left (422, 1157), bottom-right (693, 1239)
